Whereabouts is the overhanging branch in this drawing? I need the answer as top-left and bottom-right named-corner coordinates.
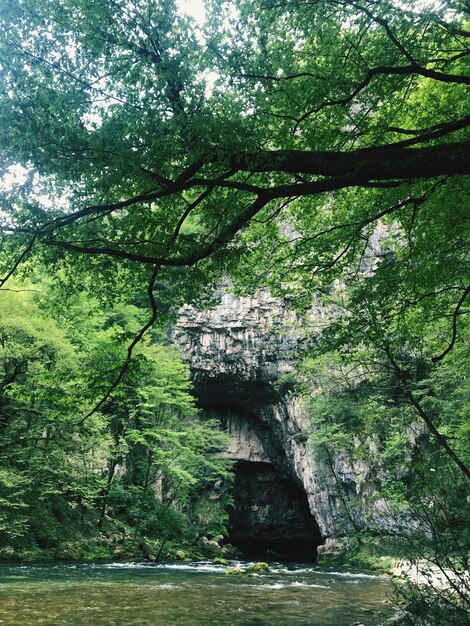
top-left (230, 142), bottom-right (470, 179)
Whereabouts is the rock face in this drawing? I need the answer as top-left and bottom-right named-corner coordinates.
top-left (175, 290), bottom-right (303, 383)
top-left (173, 290), bottom-right (389, 555)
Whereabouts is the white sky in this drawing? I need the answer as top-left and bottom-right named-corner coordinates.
top-left (0, 165), bottom-right (28, 191)
top-left (176, 0), bottom-right (207, 25)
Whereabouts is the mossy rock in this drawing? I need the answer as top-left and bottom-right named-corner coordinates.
top-left (247, 572), bottom-right (260, 578)
top-left (213, 557), bottom-right (229, 565)
top-left (247, 562), bottom-right (270, 573)
top-left (370, 556), bottom-right (395, 572)
top-left (225, 567), bottom-right (244, 575)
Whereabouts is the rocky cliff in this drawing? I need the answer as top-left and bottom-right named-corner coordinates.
top-left (173, 289), bottom-right (392, 557)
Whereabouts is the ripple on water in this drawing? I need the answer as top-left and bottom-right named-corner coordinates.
top-left (245, 582), bottom-right (331, 590)
top-left (320, 570), bottom-right (386, 579)
top-left (96, 561), bottom-right (226, 573)
top-left (0, 560), bottom-right (395, 626)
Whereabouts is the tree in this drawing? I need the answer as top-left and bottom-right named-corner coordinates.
top-left (297, 320), bottom-right (470, 624)
top-left (0, 286), bottom-right (106, 550)
top-left (0, 0), bottom-right (467, 280)
top-left (0, 283), bottom-right (231, 559)
top-left (1, 0), bottom-right (467, 466)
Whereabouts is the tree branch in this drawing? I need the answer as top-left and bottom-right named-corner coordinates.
top-left (432, 284), bottom-right (470, 363)
top-left (76, 264), bottom-right (161, 424)
top-left (230, 142), bottom-right (470, 179)
top-left (0, 234), bottom-right (37, 289)
top-left (383, 346), bottom-right (470, 481)
top-left (294, 64), bottom-right (470, 131)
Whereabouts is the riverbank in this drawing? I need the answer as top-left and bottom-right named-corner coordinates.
top-left (0, 532), bottom-right (237, 564)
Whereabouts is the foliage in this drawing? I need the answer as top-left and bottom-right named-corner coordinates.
top-left (0, 283), bottom-right (231, 559)
top-left (0, 0), bottom-right (467, 312)
top-left (299, 324), bottom-right (470, 621)
top-left (0, 1), bottom-right (467, 470)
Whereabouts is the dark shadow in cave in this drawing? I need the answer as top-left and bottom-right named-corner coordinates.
top-left (228, 460), bottom-right (323, 562)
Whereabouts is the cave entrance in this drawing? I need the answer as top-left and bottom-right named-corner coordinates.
top-left (193, 377), bottom-right (323, 561)
top-left (228, 460), bottom-right (323, 562)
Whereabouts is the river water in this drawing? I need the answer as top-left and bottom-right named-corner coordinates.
top-left (0, 561), bottom-right (396, 625)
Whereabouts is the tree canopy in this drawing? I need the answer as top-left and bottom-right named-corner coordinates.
top-left (0, 0), bottom-right (468, 282)
top-left (0, 1), bottom-right (468, 458)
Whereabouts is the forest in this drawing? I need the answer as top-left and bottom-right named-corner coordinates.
top-left (0, 0), bottom-right (469, 624)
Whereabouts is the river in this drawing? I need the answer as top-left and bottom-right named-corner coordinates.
top-left (0, 561), bottom-right (396, 625)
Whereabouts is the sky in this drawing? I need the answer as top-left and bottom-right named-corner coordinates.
top-left (176, 0), bottom-right (207, 25)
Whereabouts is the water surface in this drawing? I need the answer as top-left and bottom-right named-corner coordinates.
top-left (0, 561), bottom-right (395, 625)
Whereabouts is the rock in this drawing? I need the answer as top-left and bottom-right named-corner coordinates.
top-left (173, 287), bottom-right (412, 546)
top-left (173, 289), bottom-right (303, 384)
top-left (225, 567), bottom-right (244, 575)
top-left (317, 537), bottom-right (351, 557)
top-left (247, 562), bottom-right (270, 573)
top-left (202, 536), bottom-right (221, 549)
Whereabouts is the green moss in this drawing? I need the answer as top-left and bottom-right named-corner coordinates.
top-left (225, 567), bottom-right (244, 575)
top-left (247, 562), bottom-right (270, 573)
top-left (317, 533), bottom-right (405, 573)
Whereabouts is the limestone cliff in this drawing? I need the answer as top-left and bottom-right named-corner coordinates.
top-left (173, 290), bottom-right (392, 555)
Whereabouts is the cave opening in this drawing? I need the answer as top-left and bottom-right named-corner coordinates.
top-left (194, 376), bottom-right (323, 562)
top-left (228, 460), bottom-right (323, 562)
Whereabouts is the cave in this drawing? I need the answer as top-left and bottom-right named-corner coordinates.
top-left (228, 460), bottom-right (322, 561)
top-left (194, 376), bottom-right (323, 562)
